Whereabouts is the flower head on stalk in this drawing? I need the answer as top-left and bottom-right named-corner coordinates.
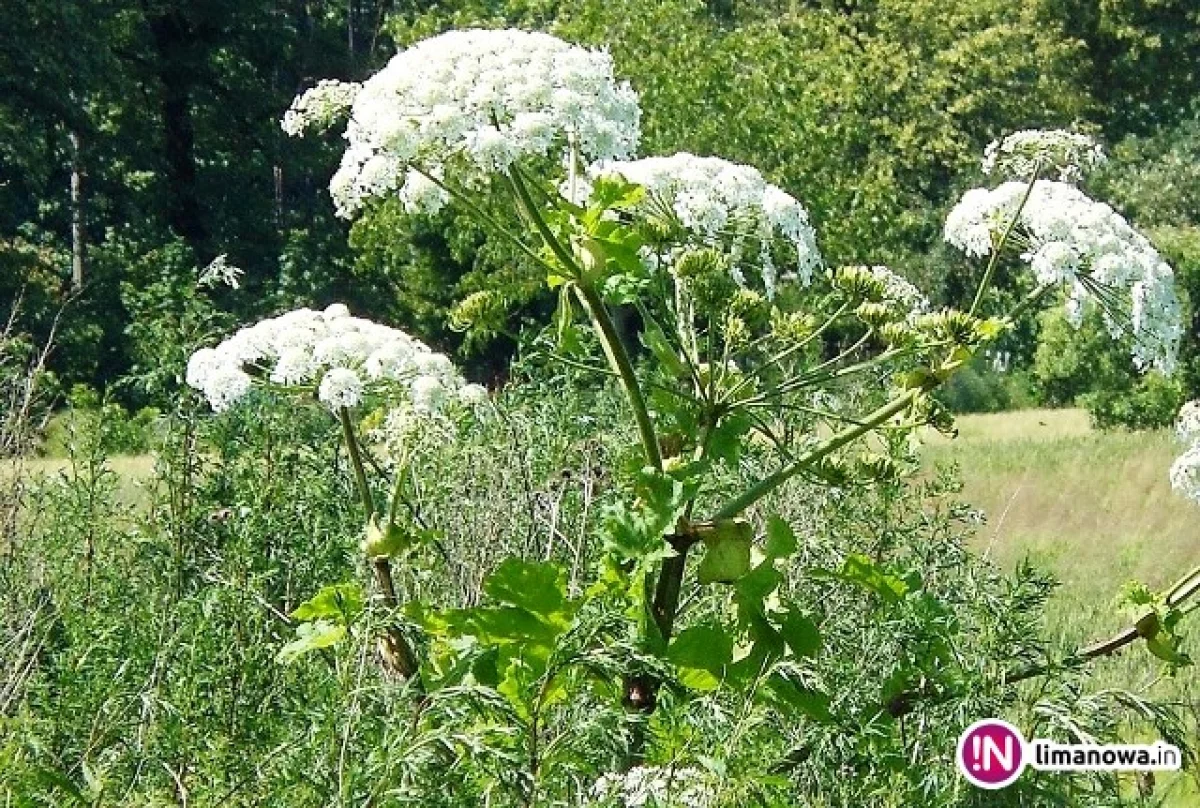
top-left (281, 79), bottom-right (362, 137)
top-left (944, 180), bottom-right (1181, 373)
top-left (587, 153), bottom-right (821, 296)
top-left (285, 29), bottom-right (641, 219)
top-left (186, 304), bottom-right (480, 414)
top-left (982, 129), bottom-right (1106, 183)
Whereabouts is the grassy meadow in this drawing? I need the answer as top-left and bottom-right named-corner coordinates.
top-left (928, 408), bottom-right (1200, 804)
top-left (926, 408), bottom-right (1197, 639)
top-left (6, 406), bottom-right (1197, 803)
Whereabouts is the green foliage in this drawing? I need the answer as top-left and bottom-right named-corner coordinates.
top-left (5, 399), bottom-right (1188, 805)
top-left (5, 7), bottom-right (1200, 806)
top-left (1081, 372), bottom-right (1187, 432)
top-left (935, 356), bottom-right (1034, 414)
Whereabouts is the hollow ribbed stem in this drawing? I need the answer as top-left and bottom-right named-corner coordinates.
top-left (339, 408), bottom-right (421, 682)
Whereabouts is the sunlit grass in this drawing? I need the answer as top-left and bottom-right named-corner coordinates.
top-left (927, 408), bottom-right (1200, 804)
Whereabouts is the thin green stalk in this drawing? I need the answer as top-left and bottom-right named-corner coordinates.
top-left (969, 162), bottom-right (1041, 316)
top-left (506, 168), bottom-right (582, 281)
top-left (574, 284), bottom-right (663, 471)
top-left (503, 167), bottom-right (663, 471)
top-left (712, 389), bottom-right (920, 520)
top-left (340, 407), bottom-right (376, 517)
top-left (410, 165), bottom-right (558, 276)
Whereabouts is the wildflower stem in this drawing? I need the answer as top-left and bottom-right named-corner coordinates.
top-left (574, 284), bottom-right (663, 471)
top-left (969, 161), bottom-right (1041, 316)
top-left (339, 407), bottom-right (375, 517)
top-left (712, 389), bottom-right (921, 520)
top-left (505, 167), bottom-right (663, 471)
top-left (338, 408), bottom-right (421, 682)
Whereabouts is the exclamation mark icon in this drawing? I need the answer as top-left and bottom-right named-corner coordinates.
top-left (973, 735), bottom-right (982, 771)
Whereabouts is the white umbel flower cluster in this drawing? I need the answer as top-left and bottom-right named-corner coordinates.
top-left (864, 265), bottom-right (929, 317)
top-left (281, 79), bottom-right (362, 137)
top-left (186, 304), bottom-right (483, 413)
top-left (591, 153), bottom-right (821, 295)
top-left (296, 29), bottom-right (640, 218)
top-left (1171, 400), bottom-right (1200, 504)
top-left (982, 129), bottom-right (1106, 183)
top-left (589, 765), bottom-right (715, 808)
top-left (944, 180), bottom-right (1181, 373)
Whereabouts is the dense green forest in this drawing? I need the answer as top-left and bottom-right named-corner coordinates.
top-left (3, 0), bottom-right (1198, 419)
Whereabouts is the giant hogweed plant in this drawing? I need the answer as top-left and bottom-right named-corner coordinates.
top-left (184, 29), bottom-right (1200, 800)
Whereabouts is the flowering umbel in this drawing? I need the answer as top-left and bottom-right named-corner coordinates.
top-left (285, 28), bottom-right (641, 219)
top-left (944, 180), bottom-right (1181, 373)
top-left (1171, 401), bottom-right (1200, 505)
top-left (186, 304), bottom-right (482, 413)
top-left (590, 153), bottom-right (821, 295)
top-left (981, 129), bottom-right (1106, 183)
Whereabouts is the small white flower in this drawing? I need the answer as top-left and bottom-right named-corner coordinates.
top-left (1176, 400), bottom-right (1200, 447)
top-left (458, 383), bottom-right (489, 405)
top-left (410, 374), bottom-right (448, 413)
top-left (1169, 446), bottom-right (1200, 505)
top-left (318, 367), bottom-right (364, 410)
top-left (864, 265), bottom-right (929, 318)
top-left (589, 765), bottom-right (715, 808)
top-left (982, 129), bottom-right (1106, 183)
top-left (202, 365), bottom-right (253, 413)
top-left (944, 180), bottom-right (1181, 374)
top-left (281, 79), bottom-right (361, 136)
top-left (296, 28), bottom-right (641, 218)
top-left (185, 305), bottom-right (470, 415)
top-left (197, 254), bottom-right (243, 290)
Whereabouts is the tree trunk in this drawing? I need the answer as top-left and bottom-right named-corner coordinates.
top-left (68, 130), bottom-right (85, 290)
top-left (148, 10), bottom-right (208, 256)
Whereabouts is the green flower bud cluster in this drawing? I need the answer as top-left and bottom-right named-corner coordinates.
top-left (450, 290), bottom-right (505, 334)
top-left (854, 301), bottom-right (898, 328)
top-left (911, 309), bottom-right (1007, 347)
top-left (672, 248), bottom-right (739, 312)
top-left (671, 247), bottom-right (727, 280)
top-left (721, 314), bottom-right (750, 350)
top-left (770, 310), bottom-right (817, 344)
top-left (831, 265), bottom-right (888, 303)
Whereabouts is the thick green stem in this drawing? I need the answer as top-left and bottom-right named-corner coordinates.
top-left (651, 539), bottom-right (691, 640)
top-left (339, 408), bottom-right (421, 682)
top-left (340, 408), bottom-right (376, 517)
top-left (713, 390), bottom-right (921, 520)
top-left (503, 167), bottom-right (663, 471)
top-left (574, 285), bottom-right (663, 471)
top-left (506, 168), bottom-right (582, 281)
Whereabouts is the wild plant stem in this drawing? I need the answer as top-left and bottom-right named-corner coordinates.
top-left (338, 408), bottom-right (421, 682)
top-left (712, 389), bottom-right (921, 520)
top-left (504, 167), bottom-right (663, 471)
top-left (574, 284), bottom-right (663, 471)
top-left (969, 161), bottom-right (1041, 316)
